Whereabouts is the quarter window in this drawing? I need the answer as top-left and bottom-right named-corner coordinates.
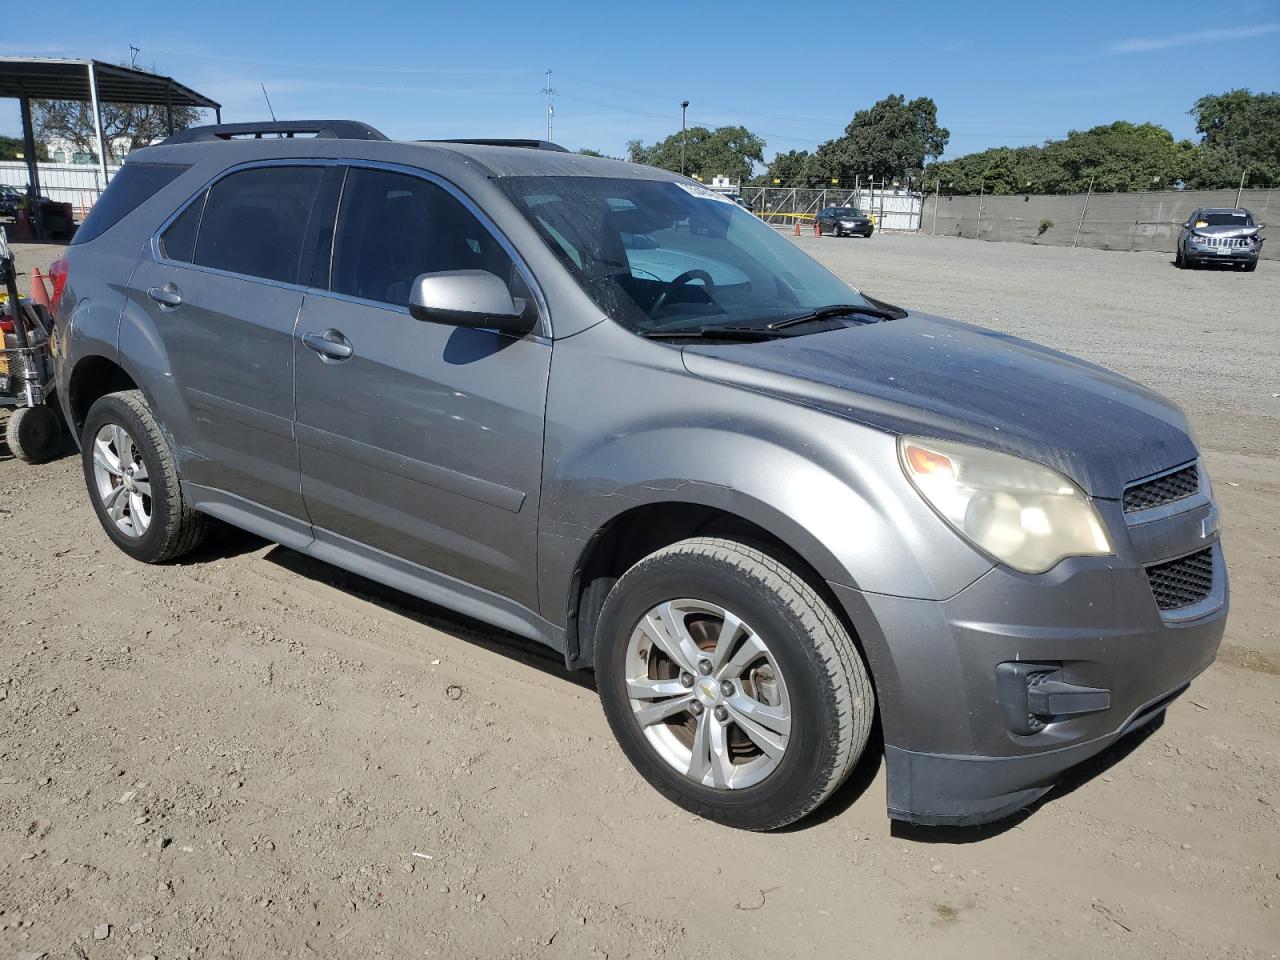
top-left (331, 168), bottom-right (520, 308)
top-left (160, 193), bottom-right (203, 262)
top-left (193, 166), bottom-right (324, 283)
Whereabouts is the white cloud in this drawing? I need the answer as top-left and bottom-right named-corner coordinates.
top-left (1106, 22), bottom-right (1280, 54)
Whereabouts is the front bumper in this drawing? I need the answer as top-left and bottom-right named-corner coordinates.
top-left (1187, 244), bottom-right (1260, 264)
top-left (830, 493), bottom-right (1227, 826)
top-left (838, 221), bottom-right (873, 235)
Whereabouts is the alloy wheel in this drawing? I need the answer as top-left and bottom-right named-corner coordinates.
top-left (91, 423), bottom-right (152, 538)
top-left (625, 598), bottom-right (792, 790)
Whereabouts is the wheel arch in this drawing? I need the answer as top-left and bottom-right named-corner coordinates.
top-left (561, 494), bottom-right (878, 684)
top-left (65, 353), bottom-right (140, 440)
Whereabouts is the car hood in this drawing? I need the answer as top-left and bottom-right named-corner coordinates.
top-left (680, 312), bottom-right (1196, 499)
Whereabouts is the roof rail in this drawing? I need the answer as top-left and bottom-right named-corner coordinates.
top-left (161, 120), bottom-right (388, 145)
top-left (429, 138), bottom-right (569, 153)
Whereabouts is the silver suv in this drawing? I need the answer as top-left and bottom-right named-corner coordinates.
top-left (54, 121), bottom-right (1227, 830)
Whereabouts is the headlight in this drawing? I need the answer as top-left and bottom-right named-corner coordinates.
top-left (899, 437), bottom-right (1113, 574)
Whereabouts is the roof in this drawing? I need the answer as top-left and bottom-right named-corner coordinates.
top-left (0, 57), bottom-right (220, 109)
top-left (136, 129), bottom-right (672, 182)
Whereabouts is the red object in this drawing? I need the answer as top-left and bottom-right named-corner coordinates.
top-left (0, 316), bottom-right (13, 334)
top-left (30, 267), bottom-right (51, 310)
top-left (813, 222), bottom-right (821, 237)
top-left (48, 257), bottom-right (68, 313)
top-left (792, 221), bottom-right (801, 236)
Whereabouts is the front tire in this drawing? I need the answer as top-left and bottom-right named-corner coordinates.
top-left (81, 390), bottom-right (208, 563)
top-left (1174, 247), bottom-right (1185, 268)
top-left (596, 537), bottom-right (875, 830)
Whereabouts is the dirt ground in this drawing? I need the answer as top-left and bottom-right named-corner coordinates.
top-left (1, 235), bottom-right (1277, 960)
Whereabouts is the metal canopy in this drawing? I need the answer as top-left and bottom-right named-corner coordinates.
top-left (1, 57), bottom-right (221, 240)
top-left (0, 57), bottom-right (220, 109)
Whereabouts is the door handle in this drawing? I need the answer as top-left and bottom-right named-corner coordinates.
top-left (146, 283), bottom-right (183, 308)
top-left (302, 329), bottom-right (354, 361)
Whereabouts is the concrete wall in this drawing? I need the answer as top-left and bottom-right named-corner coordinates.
top-left (921, 188), bottom-right (1276, 260)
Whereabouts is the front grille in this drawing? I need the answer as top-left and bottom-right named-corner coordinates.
top-left (1145, 548), bottom-right (1214, 611)
top-left (1194, 235), bottom-right (1250, 248)
top-left (1124, 464), bottom-right (1199, 514)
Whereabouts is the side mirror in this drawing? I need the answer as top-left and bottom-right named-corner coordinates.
top-left (408, 270), bottom-right (531, 334)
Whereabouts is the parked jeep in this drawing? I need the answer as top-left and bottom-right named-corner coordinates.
top-left (53, 121), bottom-right (1226, 830)
top-left (1176, 207), bottom-right (1263, 271)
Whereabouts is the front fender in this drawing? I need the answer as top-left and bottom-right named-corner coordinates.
top-left (537, 321), bottom-right (992, 625)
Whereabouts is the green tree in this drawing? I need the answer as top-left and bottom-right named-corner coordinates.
top-left (0, 134), bottom-right (50, 161)
top-left (627, 125), bottom-right (766, 182)
top-left (33, 65), bottom-right (206, 163)
top-left (1037, 121), bottom-right (1194, 192)
top-left (923, 122), bottom-right (1194, 194)
top-left (814, 95), bottom-right (949, 185)
top-left (763, 148), bottom-right (812, 185)
top-left (1185, 89), bottom-right (1280, 187)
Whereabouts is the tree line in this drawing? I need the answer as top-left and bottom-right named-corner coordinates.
top-left (590, 89), bottom-right (1277, 195)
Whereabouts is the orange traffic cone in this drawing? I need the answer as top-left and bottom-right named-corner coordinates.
top-left (813, 221), bottom-right (820, 237)
top-left (792, 220), bottom-right (801, 236)
top-left (30, 267), bottom-right (52, 310)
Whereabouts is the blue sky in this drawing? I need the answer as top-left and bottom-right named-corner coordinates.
top-left (3, 0), bottom-right (1278, 164)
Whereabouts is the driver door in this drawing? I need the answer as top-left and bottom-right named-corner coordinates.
top-left (292, 166), bottom-right (551, 611)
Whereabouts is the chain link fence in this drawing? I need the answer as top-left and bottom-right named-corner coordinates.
top-left (741, 185), bottom-right (923, 231)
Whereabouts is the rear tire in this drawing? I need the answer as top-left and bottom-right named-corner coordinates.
top-left (596, 537), bottom-right (875, 831)
top-left (6, 404), bottom-right (63, 464)
top-left (81, 390), bottom-right (208, 563)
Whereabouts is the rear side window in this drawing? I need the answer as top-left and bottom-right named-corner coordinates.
top-left (193, 166), bottom-right (324, 283)
top-left (330, 167), bottom-right (518, 307)
top-left (71, 162), bottom-right (190, 245)
top-left (160, 193), bottom-right (204, 262)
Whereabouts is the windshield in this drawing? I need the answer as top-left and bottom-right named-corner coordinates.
top-left (497, 176), bottom-right (869, 333)
top-left (1199, 212), bottom-right (1252, 227)
top-left (831, 208), bottom-right (865, 218)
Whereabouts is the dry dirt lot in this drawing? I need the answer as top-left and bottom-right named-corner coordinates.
top-left (1, 235), bottom-right (1277, 960)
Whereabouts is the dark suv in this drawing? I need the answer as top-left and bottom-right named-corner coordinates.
top-left (53, 121), bottom-right (1226, 831)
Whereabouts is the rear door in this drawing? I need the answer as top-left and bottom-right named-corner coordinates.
top-left (292, 165), bottom-right (551, 610)
top-left (129, 163), bottom-right (335, 521)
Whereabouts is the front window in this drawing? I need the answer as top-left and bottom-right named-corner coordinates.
top-left (497, 176), bottom-right (869, 334)
top-left (831, 207), bottom-right (865, 218)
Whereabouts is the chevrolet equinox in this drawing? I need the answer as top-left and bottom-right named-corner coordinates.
top-left (53, 121), bottom-right (1227, 830)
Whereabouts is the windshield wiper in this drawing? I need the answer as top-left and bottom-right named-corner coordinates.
top-left (639, 326), bottom-right (796, 341)
top-left (768, 303), bottom-right (901, 329)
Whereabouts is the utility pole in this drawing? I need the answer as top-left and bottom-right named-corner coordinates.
top-left (1235, 169), bottom-right (1246, 208)
top-left (540, 69), bottom-right (557, 143)
top-left (129, 45), bottom-right (140, 68)
top-left (681, 100), bottom-right (690, 176)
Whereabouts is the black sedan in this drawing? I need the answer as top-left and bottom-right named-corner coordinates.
top-left (815, 206), bottom-right (874, 238)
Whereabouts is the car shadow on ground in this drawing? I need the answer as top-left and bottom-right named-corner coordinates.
top-left (1170, 258), bottom-right (1257, 272)
top-left (253, 538), bottom-right (596, 692)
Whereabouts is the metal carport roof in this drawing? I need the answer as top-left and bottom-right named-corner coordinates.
top-left (0, 57), bottom-right (221, 239)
